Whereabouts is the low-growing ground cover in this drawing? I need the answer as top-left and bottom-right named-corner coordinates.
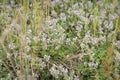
top-left (0, 0), bottom-right (120, 80)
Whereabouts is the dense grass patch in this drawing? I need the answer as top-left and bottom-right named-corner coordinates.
top-left (0, 0), bottom-right (120, 80)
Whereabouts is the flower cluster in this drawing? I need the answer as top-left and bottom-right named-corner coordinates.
top-left (49, 63), bottom-right (80, 80)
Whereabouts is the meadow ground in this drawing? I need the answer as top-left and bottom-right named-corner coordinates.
top-left (0, 0), bottom-right (120, 80)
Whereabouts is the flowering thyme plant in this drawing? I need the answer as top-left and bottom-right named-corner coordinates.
top-left (0, 0), bottom-right (120, 80)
